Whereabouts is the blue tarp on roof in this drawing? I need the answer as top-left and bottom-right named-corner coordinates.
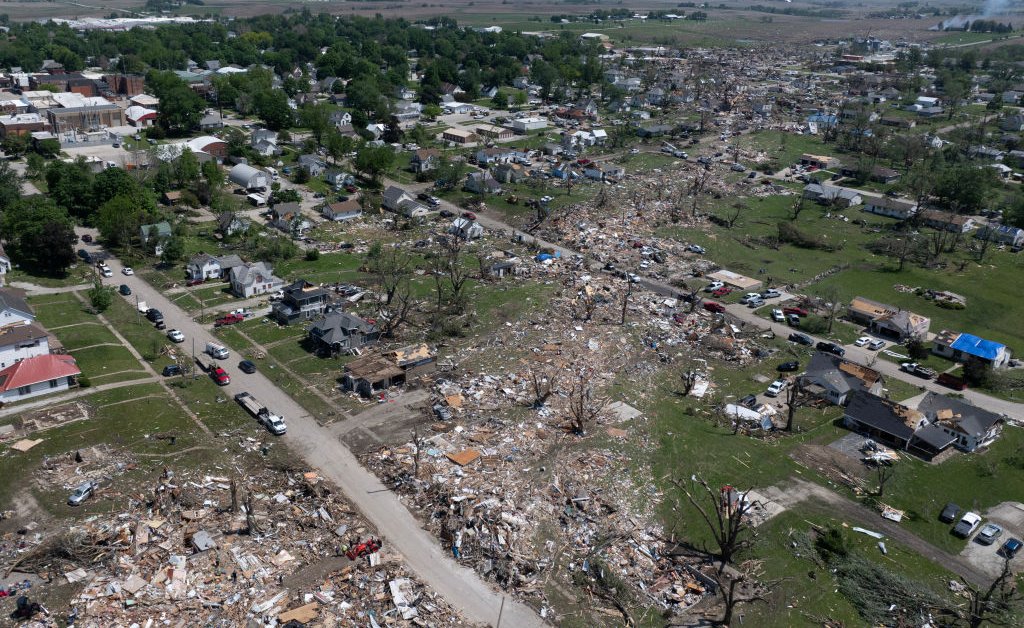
top-left (806, 113), bottom-right (837, 125)
top-left (950, 333), bottom-right (1005, 360)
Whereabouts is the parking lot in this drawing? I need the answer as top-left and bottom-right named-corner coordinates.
top-left (959, 501), bottom-right (1024, 577)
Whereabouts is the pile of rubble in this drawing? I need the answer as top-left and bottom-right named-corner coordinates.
top-left (2, 461), bottom-right (473, 627)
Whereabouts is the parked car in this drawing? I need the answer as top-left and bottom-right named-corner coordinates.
top-left (738, 394), bottom-right (758, 409)
top-left (953, 512), bottom-right (982, 538)
top-left (210, 366), bottom-right (231, 386)
top-left (786, 313), bottom-right (801, 327)
top-left (900, 362), bottom-right (936, 379)
top-left (703, 301), bottom-right (726, 314)
top-left (439, 209), bottom-right (455, 218)
top-left (788, 332), bottom-right (813, 346)
top-left (687, 244), bottom-right (706, 255)
top-left (162, 364), bottom-right (182, 377)
top-left (214, 313), bottom-right (245, 327)
top-left (238, 360), bottom-right (257, 374)
top-left (765, 380), bottom-right (787, 397)
top-left (761, 288), bottom-right (782, 299)
top-left (816, 341), bottom-right (845, 357)
top-left (145, 308), bottom-right (164, 323)
top-left (186, 278), bottom-right (204, 287)
top-left (463, 211), bottom-right (477, 221)
top-left (712, 287), bottom-right (733, 298)
top-left (783, 306), bottom-right (809, 317)
top-left (771, 309), bottom-right (785, 322)
top-left (121, 267), bottom-right (134, 276)
top-left (746, 298), bottom-right (764, 309)
top-left (703, 281), bottom-right (725, 293)
top-left (739, 293), bottom-right (762, 305)
top-left (868, 339), bottom-right (885, 351)
top-left (100, 266), bottom-right (113, 278)
top-left (977, 523), bottom-right (1003, 545)
top-left (81, 234), bottom-right (93, 243)
top-left (1000, 538), bottom-right (1022, 559)
top-left (939, 502), bottom-right (961, 523)
top-left (68, 481), bottom-right (98, 506)
top-left (119, 284), bottom-right (132, 296)
top-left (777, 361), bottom-right (800, 372)
top-left (854, 336), bottom-right (872, 347)
top-left (166, 329), bottom-right (185, 343)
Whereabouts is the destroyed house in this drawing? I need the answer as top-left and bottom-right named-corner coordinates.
top-left (308, 312), bottom-right (378, 354)
top-left (799, 351), bottom-right (884, 406)
top-left (341, 343), bottom-right (436, 397)
top-left (847, 296), bottom-right (929, 341)
top-left (843, 391), bottom-right (955, 460)
top-left (916, 392), bottom-right (1003, 452)
top-left (271, 280), bottom-right (329, 325)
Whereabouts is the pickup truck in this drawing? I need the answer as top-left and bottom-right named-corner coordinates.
top-left (234, 392), bottom-right (287, 435)
top-left (900, 362), bottom-right (936, 379)
top-left (214, 313), bottom-right (245, 327)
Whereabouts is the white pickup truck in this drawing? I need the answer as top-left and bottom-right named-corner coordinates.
top-left (234, 392), bottom-right (287, 435)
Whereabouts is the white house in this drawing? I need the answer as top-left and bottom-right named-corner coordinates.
top-left (0, 289), bottom-right (34, 328)
top-left (185, 253), bottom-right (244, 281)
top-left (0, 243), bottom-right (10, 286)
top-left (449, 217), bottom-right (484, 240)
top-left (0, 323), bottom-right (49, 369)
top-left (230, 262), bottom-right (285, 298)
top-left (0, 354), bottom-right (80, 402)
top-left (976, 224), bottom-right (1024, 247)
top-left (321, 199), bottom-right (363, 221)
top-left (862, 196), bottom-right (918, 220)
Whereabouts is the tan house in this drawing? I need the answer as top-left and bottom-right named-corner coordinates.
top-left (442, 128), bottom-right (476, 144)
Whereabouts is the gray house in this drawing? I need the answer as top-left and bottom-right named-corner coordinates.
top-left (229, 262), bottom-right (284, 298)
top-left (271, 280), bottom-right (330, 324)
top-left (186, 253), bottom-right (244, 281)
top-left (916, 392), bottom-right (1003, 453)
top-left (798, 351), bottom-right (885, 406)
top-left (217, 212), bottom-right (250, 237)
top-left (308, 311), bottom-right (379, 354)
top-left (298, 154), bottom-right (327, 177)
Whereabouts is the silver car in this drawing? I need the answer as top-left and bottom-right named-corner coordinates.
top-left (68, 481), bottom-right (98, 506)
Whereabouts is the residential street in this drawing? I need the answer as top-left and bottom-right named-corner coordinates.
top-left (95, 252), bottom-right (546, 628)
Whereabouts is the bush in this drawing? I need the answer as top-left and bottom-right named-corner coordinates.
top-left (77, 376), bottom-right (91, 388)
top-left (777, 221), bottom-right (831, 250)
top-left (814, 526), bottom-right (849, 561)
top-left (305, 248), bottom-right (320, 261)
top-left (936, 300), bottom-right (966, 310)
top-left (799, 314), bottom-right (829, 334)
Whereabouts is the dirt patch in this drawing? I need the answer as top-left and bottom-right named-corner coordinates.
top-left (790, 440), bottom-right (870, 491)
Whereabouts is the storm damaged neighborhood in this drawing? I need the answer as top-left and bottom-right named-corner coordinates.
top-left (1, 2), bottom-right (1024, 627)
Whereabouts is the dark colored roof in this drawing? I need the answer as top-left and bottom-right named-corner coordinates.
top-left (803, 352), bottom-right (882, 395)
top-left (917, 391), bottom-right (1003, 438)
top-left (844, 391), bottom-right (922, 441)
top-left (309, 312), bottom-right (376, 345)
top-left (0, 323), bottom-right (47, 347)
top-left (0, 288), bottom-right (33, 318)
top-left (912, 423), bottom-right (957, 451)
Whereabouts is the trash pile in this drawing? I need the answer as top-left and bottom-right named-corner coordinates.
top-left (2, 464), bottom-right (473, 627)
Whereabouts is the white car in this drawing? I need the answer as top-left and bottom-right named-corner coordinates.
top-left (121, 267), bottom-right (134, 276)
top-left (771, 309), bottom-right (785, 322)
top-left (687, 244), bottom-right (706, 255)
top-left (629, 148), bottom-right (640, 154)
top-left (765, 380), bottom-right (787, 397)
top-left (854, 336), bottom-right (872, 347)
top-left (740, 292), bottom-right (762, 304)
top-left (868, 339), bottom-right (885, 351)
top-left (100, 267), bottom-right (113, 278)
top-left (704, 281), bottom-right (725, 293)
top-left (166, 329), bottom-right (185, 343)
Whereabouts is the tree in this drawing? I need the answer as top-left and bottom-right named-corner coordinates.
top-left (784, 379), bottom-right (807, 432)
top-left (565, 364), bottom-right (607, 435)
top-left (324, 129), bottom-right (354, 164)
top-left (160, 236), bottom-right (185, 265)
top-left (301, 103), bottom-right (332, 148)
top-left (382, 115), bottom-right (404, 144)
top-left (526, 361), bottom-right (560, 408)
top-left (255, 89), bottom-right (293, 130)
top-left (0, 197), bottom-right (77, 276)
top-left (174, 148), bottom-right (201, 190)
top-left (353, 145), bottom-right (395, 185)
top-left (433, 156), bottom-right (466, 191)
top-left (25, 152), bottom-right (46, 180)
top-left (147, 70), bottom-right (205, 134)
top-left (722, 201), bottom-right (749, 229)
top-left (713, 561), bottom-right (775, 627)
top-left (201, 159), bottom-right (221, 188)
top-left (813, 285), bottom-right (843, 334)
top-left (96, 192), bottom-right (155, 250)
top-left (0, 160), bottom-right (20, 213)
top-left (960, 558), bottom-right (1023, 627)
top-left (88, 280), bottom-right (114, 313)
top-left (669, 475), bottom-right (759, 573)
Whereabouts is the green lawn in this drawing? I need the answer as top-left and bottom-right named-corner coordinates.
top-left (29, 293), bottom-right (95, 328)
top-left (6, 265), bottom-right (93, 289)
top-left (746, 130), bottom-right (837, 172)
top-left (68, 344), bottom-right (147, 383)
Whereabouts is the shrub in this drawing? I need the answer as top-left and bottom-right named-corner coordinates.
top-left (77, 376), bottom-right (91, 388)
top-left (799, 314), bottom-right (829, 334)
top-left (814, 526), bottom-right (849, 561)
top-left (305, 248), bottom-right (320, 261)
top-left (777, 221), bottom-right (832, 250)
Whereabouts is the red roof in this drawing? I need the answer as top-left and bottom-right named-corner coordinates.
top-left (0, 354), bottom-right (80, 392)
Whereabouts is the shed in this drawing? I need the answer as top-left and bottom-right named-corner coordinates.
top-left (228, 163), bottom-right (269, 190)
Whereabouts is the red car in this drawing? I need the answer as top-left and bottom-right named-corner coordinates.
top-left (210, 366), bottom-right (230, 386)
top-left (344, 184), bottom-right (358, 193)
top-left (783, 306), bottom-right (809, 317)
top-left (186, 278), bottom-right (204, 287)
top-left (712, 287), bottom-right (733, 297)
top-left (703, 301), bottom-right (726, 314)
top-left (345, 537), bottom-right (382, 560)
top-left (462, 212), bottom-right (477, 221)
top-left (214, 313), bottom-right (245, 327)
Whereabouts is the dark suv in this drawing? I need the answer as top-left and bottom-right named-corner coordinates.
top-left (816, 341), bottom-right (845, 357)
top-left (145, 308), bottom-right (164, 323)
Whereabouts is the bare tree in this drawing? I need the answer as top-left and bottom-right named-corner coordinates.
top-left (526, 360), bottom-right (560, 408)
top-left (871, 461), bottom-right (895, 497)
top-left (620, 273), bottom-right (633, 325)
top-left (411, 427), bottom-right (425, 480)
top-left (714, 560), bottom-right (776, 626)
top-left (784, 379), bottom-right (806, 432)
top-left (244, 492), bottom-right (261, 535)
top-left (369, 247), bottom-right (414, 307)
top-left (689, 168), bottom-right (711, 218)
top-left (813, 285), bottom-right (843, 334)
top-left (960, 558), bottom-right (1022, 628)
top-left (229, 477), bottom-right (239, 513)
top-left (429, 237), bottom-right (472, 317)
top-left (723, 201), bottom-right (748, 229)
top-left (789, 195), bottom-right (808, 222)
top-left (565, 366), bottom-right (607, 435)
top-left (670, 476), bottom-right (759, 573)
top-left (973, 226), bottom-right (996, 263)
top-left (680, 368), bottom-right (699, 396)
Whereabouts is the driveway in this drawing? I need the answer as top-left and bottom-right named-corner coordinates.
top-left (97, 253), bottom-right (546, 627)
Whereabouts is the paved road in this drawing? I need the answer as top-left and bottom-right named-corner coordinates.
top-left (98, 254), bottom-right (544, 627)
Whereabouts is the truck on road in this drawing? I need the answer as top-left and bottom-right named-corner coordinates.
top-left (234, 391), bottom-right (287, 435)
top-left (214, 313), bottom-right (245, 327)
